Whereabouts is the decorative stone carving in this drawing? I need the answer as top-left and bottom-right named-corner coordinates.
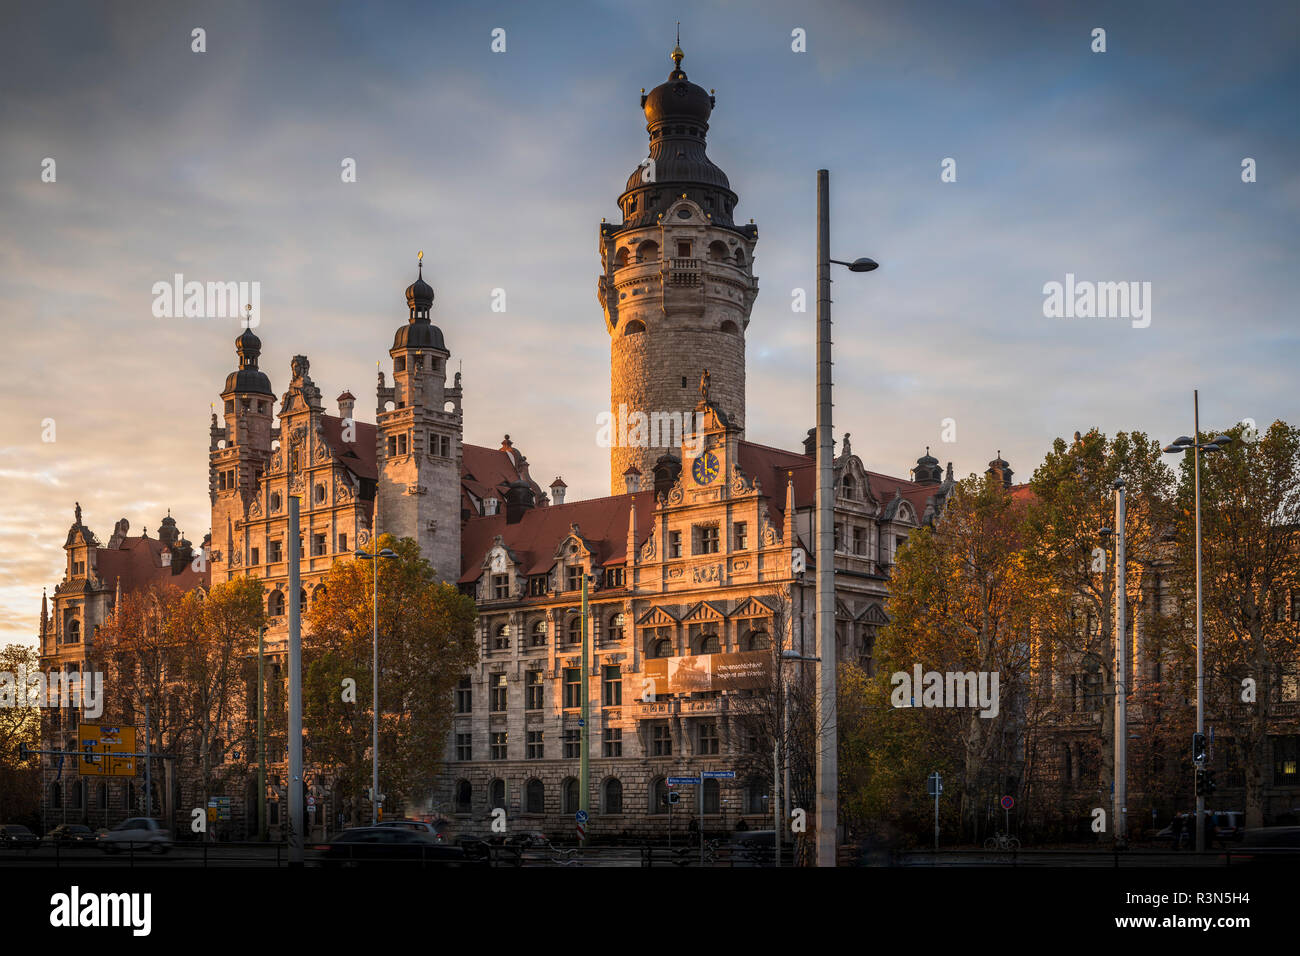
top-left (357, 528), bottom-right (371, 547)
top-left (640, 519), bottom-right (657, 560)
top-left (271, 452), bottom-right (282, 472)
top-left (289, 474), bottom-right (304, 495)
top-left (334, 475), bottom-right (353, 502)
top-left (729, 465), bottom-right (749, 495)
top-left (314, 440), bottom-right (330, 462)
top-left (250, 496), bottom-right (262, 517)
top-left (667, 477), bottom-right (685, 506)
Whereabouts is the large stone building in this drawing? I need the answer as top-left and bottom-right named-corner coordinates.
top-left (37, 43), bottom-right (968, 838)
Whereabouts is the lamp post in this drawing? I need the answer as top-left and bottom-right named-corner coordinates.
top-left (815, 168), bottom-right (878, 867)
top-left (1162, 390), bottom-right (1232, 853)
top-left (1100, 476), bottom-right (1129, 847)
top-left (355, 540), bottom-right (397, 826)
top-left (777, 648), bottom-right (819, 867)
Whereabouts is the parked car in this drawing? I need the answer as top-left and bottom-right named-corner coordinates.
top-left (312, 827), bottom-right (482, 867)
top-left (98, 818), bottom-right (170, 854)
top-left (0, 824), bottom-right (40, 849)
top-left (372, 819), bottom-right (451, 843)
top-left (1155, 811), bottom-right (1244, 847)
top-left (46, 824), bottom-right (96, 847)
top-left (1226, 826), bottom-right (1300, 867)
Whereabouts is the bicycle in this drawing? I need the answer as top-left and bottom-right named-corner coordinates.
top-left (983, 832), bottom-right (1020, 851)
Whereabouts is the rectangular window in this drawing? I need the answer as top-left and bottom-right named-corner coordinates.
top-left (387, 436), bottom-right (397, 457)
top-left (490, 732), bottom-right (507, 761)
top-left (563, 729), bottom-right (581, 759)
top-left (529, 575), bottom-right (548, 597)
top-left (603, 727), bottom-right (622, 757)
top-left (677, 241), bottom-right (691, 257)
top-left (455, 733), bottom-right (472, 761)
top-left (490, 674), bottom-right (508, 712)
top-left (337, 533), bottom-right (347, 553)
top-left (652, 723), bottom-right (673, 757)
top-left (269, 540), bottom-right (282, 563)
top-left (312, 533), bottom-right (326, 556)
top-left (526, 670), bottom-right (544, 710)
top-left (563, 667), bottom-right (581, 709)
top-left (397, 433), bottom-right (408, 456)
top-left (699, 722), bottom-right (720, 755)
top-left (734, 521), bottom-right (747, 550)
top-left (696, 525), bottom-right (719, 555)
top-left (526, 730), bottom-right (544, 760)
top-left (455, 677), bottom-right (472, 714)
top-left (606, 567), bottom-right (625, 588)
top-left (440, 436), bottom-right (451, 458)
top-left (669, 531), bottom-right (682, 559)
top-left (250, 547), bottom-right (260, 566)
top-left (1275, 735), bottom-right (1300, 785)
top-left (853, 526), bottom-right (865, 555)
top-left (834, 524), bottom-right (842, 552)
top-left (492, 574), bottom-right (510, 600)
top-left (566, 565), bottom-right (583, 591)
top-left (602, 665), bottom-right (622, 706)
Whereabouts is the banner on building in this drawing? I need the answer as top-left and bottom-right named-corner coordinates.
top-left (644, 650), bottom-right (772, 696)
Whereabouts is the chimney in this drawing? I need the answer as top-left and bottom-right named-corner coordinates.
top-left (550, 477), bottom-right (567, 505)
top-left (337, 391), bottom-right (356, 421)
top-left (484, 497), bottom-right (499, 516)
top-left (624, 465), bottom-right (642, 494)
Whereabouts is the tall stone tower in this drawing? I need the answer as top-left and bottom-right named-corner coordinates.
top-left (598, 42), bottom-right (759, 494)
top-left (376, 257), bottom-right (463, 583)
top-left (209, 327), bottom-right (275, 576)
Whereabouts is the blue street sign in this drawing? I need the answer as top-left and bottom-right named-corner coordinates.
top-left (575, 809), bottom-right (588, 824)
top-left (668, 776), bottom-right (700, 785)
top-left (577, 718), bottom-right (585, 727)
top-left (702, 771), bottom-right (735, 779)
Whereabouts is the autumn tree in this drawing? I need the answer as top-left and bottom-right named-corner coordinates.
top-left (304, 534), bottom-right (477, 824)
top-left (0, 643), bottom-right (42, 823)
top-left (1168, 419), bottom-right (1300, 827)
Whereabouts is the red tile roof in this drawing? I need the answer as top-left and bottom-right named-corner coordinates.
top-left (96, 536), bottom-right (211, 595)
top-left (461, 491), bottom-right (654, 581)
top-left (320, 414), bottom-right (377, 481)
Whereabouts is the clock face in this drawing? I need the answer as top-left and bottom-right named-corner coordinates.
top-left (692, 451), bottom-right (720, 485)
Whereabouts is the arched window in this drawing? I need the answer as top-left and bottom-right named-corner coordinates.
top-left (650, 777), bottom-right (668, 814)
top-left (708, 240), bottom-right (727, 261)
top-left (720, 319), bottom-right (739, 334)
top-left (525, 779), bottom-right (545, 815)
top-left (603, 778), bottom-right (623, 815)
top-left (614, 247), bottom-right (629, 269)
top-left (841, 474), bottom-right (855, 499)
top-left (651, 638), bottom-right (673, 659)
top-left (567, 617), bottom-right (583, 645)
top-left (270, 492), bottom-right (282, 512)
top-left (489, 779), bottom-right (506, 811)
top-left (697, 633), bottom-right (721, 655)
top-left (745, 777), bottom-right (769, 814)
top-left (455, 780), bottom-right (472, 814)
top-left (623, 319), bottom-right (646, 335)
top-left (313, 584), bottom-right (327, 604)
top-left (745, 630), bottom-right (770, 651)
top-left (703, 778), bottom-right (720, 814)
top-left (562, 777), bottom-right (580, 814)
top-left (637, 240), bottom-right (659, 263)
top-left (299, 589), bottom-right (307, 614)
top-left (67, 619), bottom-right (81, 643)
top-left (268, 591), bottom-right (285, 617)
top-left (734, 248), bottom-right (746, 267)
top-left (531, 619), bottom-right (548, 646)
top-left (608, 613), bottom-right (625, 644)
top-left (495, 622), bottom-right (510, 650)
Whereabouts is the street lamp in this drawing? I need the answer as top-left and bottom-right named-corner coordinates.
top-left (355, 543), bottom-right (397, 825)
top-left (815, 168), bottom-right (879, 867)
top-left (776, 648), bottom-right (819, 867)
top-left (1162, 390), bottom-right (1231, 853)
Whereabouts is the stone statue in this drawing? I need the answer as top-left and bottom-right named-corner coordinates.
top-left (74, 502), bottom-right (82, 525)
top-left (699, 368), bottom-right (710, 402)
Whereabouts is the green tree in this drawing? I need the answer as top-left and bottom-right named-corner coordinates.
top-left (305, 534), bottom-right (477, 824)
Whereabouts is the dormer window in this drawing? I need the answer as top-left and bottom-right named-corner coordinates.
top-left (566, 564), bottom-right (584, 592)
top-left (492, 574), bottom-right (509, 600)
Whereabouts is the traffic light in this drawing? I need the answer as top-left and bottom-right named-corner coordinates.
top-left (1206, 770), bottom-right (1217, 795)
top-left (1194, 768), bottom-right (1207, 796)
top-left (1192, 732), bottom-right (1207, 765)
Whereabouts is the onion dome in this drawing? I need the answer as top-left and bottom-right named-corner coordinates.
top-left (912, 446), bottom-right (943, 485)
top-left (395, 256), bottom-right (448, 352)
top-left (616, 41), bottom-right (742, 231)
top-left (224, 327), bottom-right (273, 396)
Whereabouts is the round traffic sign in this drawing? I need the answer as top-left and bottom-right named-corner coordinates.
top-left (1000, 795), bottom-right (1014, 810)
top-left (575, 809), bottom-right (589, 823)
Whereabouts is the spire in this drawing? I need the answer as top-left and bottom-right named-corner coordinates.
top-left (784, 470), bottom-right (796, 549)
top-left (40, 589), bottom-right (48, 641)
top-left (671, 22), bottom-right (684, 73)
top-left (627, 496), bottom-right (639, 567)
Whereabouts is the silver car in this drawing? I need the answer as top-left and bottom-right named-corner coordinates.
top-left (98, 817), bottom-right (171, 854)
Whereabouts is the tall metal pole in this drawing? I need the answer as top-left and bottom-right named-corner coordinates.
top-left (287, 495), bottom-right (304, 865)
top-left (773, 658), bottom-right (782, 867)
top-left (1193, 390), bottom-right (1205, 853)
top-left (783, 679), bottom-right (791, 863)
top-left (371, 495), bottom-right (381, 826)
top-left (1113, 480), bottom-right (1127, 845)
top-left (814, 168), bottom-right (838, 867)
top-left (257, 626), bottom-right (266, 841)
top-left (579, 573), bottom-right (590, 846)
top-left (144, 701), bottom-right (151, 818)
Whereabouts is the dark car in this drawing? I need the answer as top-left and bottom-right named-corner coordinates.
top-left (373, 819), bottom-right (452, 844)
top-left (312, 827), bottom-right (482, 867)
top-left (0, 824), bottom-right (40, 849)
top-left (46, 824), bottom-right (96, 846)
top-left (1225, 826), bottom-right (1300, 867)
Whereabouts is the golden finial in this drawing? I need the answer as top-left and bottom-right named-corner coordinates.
top-left (671, 22), bottom-right (683, 68)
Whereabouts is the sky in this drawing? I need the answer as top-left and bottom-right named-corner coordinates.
top-left (1, 0), bottom-right (1297, 647)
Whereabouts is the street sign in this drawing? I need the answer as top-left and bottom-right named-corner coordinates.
top-left (702, 771), bottom-right (735, 779)
top-left (575, 809), bottom-right (588, 824)
top-left (667, 792), bottom-right (680, 805)
top-left (926, 772), bottom-right (942, 796)
top-left (577, 718), bottom-right (585, 727)
top-left (576, 822), bottom-right (586, 840)
top-left (1000, 795), bottom-right (1014, 810)
top-left (668, 776), bottom-right (700, 785)
top-left (307, 795), bottom-right (316, 808)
